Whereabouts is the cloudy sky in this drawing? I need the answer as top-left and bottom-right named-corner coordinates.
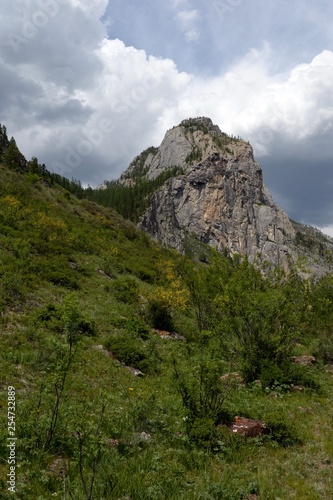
top-left (1, 0), bottom-right (333, 235)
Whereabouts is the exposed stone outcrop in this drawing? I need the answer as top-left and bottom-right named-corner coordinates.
top-left (227, 417), bottom-right (266, 438)
top-left (139, 138), bottom-right (295, 268)
top-left (153, 329), bottom-right (186, 340)
top-left (118, 117), bottom-right (333, 273)
top-left (119, 117), bottom-right (229, 183)
top-left (291, 355), bottom-right (316, 366)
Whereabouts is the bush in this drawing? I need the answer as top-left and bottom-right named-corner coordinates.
top-left (107, 336), bottom-right (145, 367)
top-left (146, 298), bottom-right (174, 331)
top-left (37, 303), bottom-right (63, 332)
top-left (37, 301), bottom-right (97, 338)
top-left (105, 333), bottom-right (159, 374)
top-left (187, 417), bottom-right (217, 448)
top-left (259, 360), bottom-right (319, 391)
top-left (212, 259), bottom-right (308, 385)
top-left (105, 336), bottom-right (146, 370)
top-left (264, 410), bottom-right (302, 447)
top-left (174, 356), bottom-right (229, 448)
top-left (47, 270), bottom-right (79, 289)
top-left (0, 273), bottom-right (24, 305)
top-left (110, 276), bottom-right (139, 304)
top-left (32, 258), bottom-right (79, 289)
top-left (77, 318), bottom-right (97, 337)
top-left (316, 335), bottom-right (333, 364)
top-left (127, 317), bottom-right (151, 340)
top-left (134, 267), bottom-right (155, 283)
top-left (25, 173), bottom-right (41, 184)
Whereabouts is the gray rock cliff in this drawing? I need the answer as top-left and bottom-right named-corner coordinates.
top-left (140, 148), bottom-right (295, 268)
top-left (119, 117), bottom-right (333, 273)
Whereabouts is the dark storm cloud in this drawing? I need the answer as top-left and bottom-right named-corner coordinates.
top-left (262, 157), bottom-right (333, 227)
top-left (35, 99), bottom-right (94, 125)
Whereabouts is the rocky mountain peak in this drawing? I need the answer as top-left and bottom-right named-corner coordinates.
top-left (117, 117), bottom-right (333, 274)
top-left (139, 147), bottom-right (295, 269)
top-left (119, 116), bottom-right (244, 185)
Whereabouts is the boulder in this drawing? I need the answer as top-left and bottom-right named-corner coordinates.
top-left (291, 355), bottom-right (316, 366)
top-left (47, 457), bottom-right (68, 479)
top-left (140, 431), bottom-right (151, 441)
top-left (153, 329), bottom-right (185, 340)
top-left (292, 385), bottom-right (304, 392)
top-left (105, 438), bottom-right (120, 447)
top-left (126, 366), bottom-right (144, 376)
top-left (220, 372), bottom-right (245, 385)
top-left (115, 117), bottom-right (333, 276)
top-left (228, 416), bottom-right (266, 438)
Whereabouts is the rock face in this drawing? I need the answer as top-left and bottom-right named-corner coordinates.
top-left (140, 148), bottom-right (295, 266)
top-left (118, 117), bottom-right (333, 272)
top-left (133, 118), bottom-right (294, 267)
top-left (119, 117), bottom-right (224, 184)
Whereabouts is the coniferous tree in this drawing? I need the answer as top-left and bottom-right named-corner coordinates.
top-left (3, 137), bottom-right (24, 171)
top-left (0, 123), bottom-right (8, 157)
top-left (27, 156), bottom-right (40, 174)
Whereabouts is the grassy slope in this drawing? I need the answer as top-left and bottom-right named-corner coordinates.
top-left (0, 165), bottom-right (333, 499)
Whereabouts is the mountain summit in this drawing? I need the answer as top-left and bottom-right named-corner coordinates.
top-left (1, 118), bottom-right (332, 274)
top-left (118, 117), bottom-right (333, 274)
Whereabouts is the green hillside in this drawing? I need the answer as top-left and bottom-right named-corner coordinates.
top-left (1, 151), bottom-right (333, 499)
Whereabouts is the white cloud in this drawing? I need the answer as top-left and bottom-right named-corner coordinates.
top-left (154, 46), bottom-right (333, 162)
top-left (69, 0), bottom-right (109, 17)
top-left (170, 0), bottom-right (190, 9)
top-left (171, 1), bottom-right (200, 42)
top-left (1, 0), bottom-right (333, 226)
top-left (3, 1), bottom-right (333, 174)
top-left (177, 9), bottom-right (198, 23)
top-left (318, 226), bottom-right (333, 239)
top-left (237, 49), bottom-right (333, 153)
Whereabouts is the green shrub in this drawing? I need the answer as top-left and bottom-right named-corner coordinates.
top-left (32, 258), bottom-right (79, 289)
top-left (108, 316), bottom-right (151, 340)
top-left (76, 318), bottom-right (97, 337)
top-left (264, 411), bottom-right (302, 447)
top-left (25, 173), bottom-right (41, 184)
top-left (37, 301), bottom-right (97, 338)
top-left (187, 417), bottom-right (217, 448)
top-left (0, 273), bottom-right (24, 305)
top-left (134, 266), bottom-right (156, 283)
top-left (110, 276), bottom-right (139, 304)
top-left (212, 259), bottom-right (308, 385)
top-left (259, 360), bottom-right (319, 391)
top-left (47, 270), bottom-right (79, 289)
top-left (127, 317), bottom-right (151, 340)
top-left (11, 238), bottom-right (31, 259)
top-left (316, 335), bottom-right (333, 364)
top-left (146, 298), bottom-right (174, 331)
top-left (174, 356), bottom-right (229, 448)
top-left (36, 303), bottom-right (63, 332)
top-left (105, 335), bottom-right (146, 369)
top-left (105, 332), bottom-right (159, 374)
